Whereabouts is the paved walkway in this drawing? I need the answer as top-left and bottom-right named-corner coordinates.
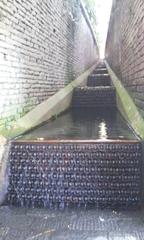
top-left (0, 206), bottom-right (144, 239)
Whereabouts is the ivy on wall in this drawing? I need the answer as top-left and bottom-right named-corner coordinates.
top-left (83, 0), bottom-right (97, 30)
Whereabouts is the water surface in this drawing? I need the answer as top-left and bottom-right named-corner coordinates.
top-left (19, 108), bottom-right (137, 140)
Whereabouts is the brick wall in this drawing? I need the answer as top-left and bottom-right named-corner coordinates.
top-left (0, 0), bottom-right (99, 129)
top-left (106, 0), bottom-right (144, 113)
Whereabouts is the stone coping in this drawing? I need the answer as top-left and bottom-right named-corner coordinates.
top-left (1, 63), bottom-right (97, 139)
top-left (105, 61), bottom-right (144, 140)
top-left (14, 139), bottom-right (139, 144)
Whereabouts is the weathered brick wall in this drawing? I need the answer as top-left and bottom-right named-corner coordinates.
top-left (106, 0), bottom-right (144, 113)
top-left (0, 0), bottom-right (99, 129)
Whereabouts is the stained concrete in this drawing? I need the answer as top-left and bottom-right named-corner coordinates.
top-left (0, 137), bottom-right (10, 205)
top-left (105, 61), bottom-right (144, 140)
top-left (1, 64), bottom-right (97, 139)
top-left (0, 206), bottom-right (144, 239)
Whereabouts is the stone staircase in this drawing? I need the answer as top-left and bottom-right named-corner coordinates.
top-left (7, 63), bottom-right (142, 209)
top-left (72, 63), bottom-right (115, 108)
top-left (72, 87), bottom-right (116, 108)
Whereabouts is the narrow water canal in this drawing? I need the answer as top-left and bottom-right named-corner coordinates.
top-left (18, 108), bottom-right (137, 141)
top-left (2, 64), bottom-right (143, 240)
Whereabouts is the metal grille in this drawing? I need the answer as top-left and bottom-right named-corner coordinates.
top-left (87, 75), bottom-right (111, 86)
top-left (72, 87), bottom-right (116, 108)
top-left (7, 141), bottom-right (142, 208)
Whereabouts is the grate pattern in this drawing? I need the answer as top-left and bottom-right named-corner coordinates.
top-left (8, 142), bottom-right (142, 208)
top-left (72, 87), bottom-right (116, 108)
top-left (93, 68), bottom-right (108, 74)
top-left (87, 75), bottom-right (111, 86)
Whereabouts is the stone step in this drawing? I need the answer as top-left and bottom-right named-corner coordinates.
top-left (7, 140), bottom-right (142, 208)
top-left (72, 87), bottom-right (116, 108)
top-left (87, 74), bottom-right (111, 86)
top-left (93, 68), bottom-right (108, 74)
top-left (97, 63), bottom-right (105, 68)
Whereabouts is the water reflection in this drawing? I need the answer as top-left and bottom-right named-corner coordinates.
top-left (37, 138), bottom-right (45, 141)
top-left (19, 108), bottom-right (137, 140)
top-left (99, 121), bottom-right (108, 139)
top-left (0, 206), bottom-right (143, 240)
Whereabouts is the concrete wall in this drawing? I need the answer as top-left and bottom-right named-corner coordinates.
top-left (105, 0), bottom-right (144, 115)
top-left (0, 0), bottom-right (99, 129)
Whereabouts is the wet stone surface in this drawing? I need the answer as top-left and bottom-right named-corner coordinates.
top-left (19, 108), bottom-right (137, 141)
top-left (0, 206), bottom-right (144, 239)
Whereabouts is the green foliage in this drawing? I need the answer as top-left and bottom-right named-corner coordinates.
top-left (83, 0), bottom-right (97, 28)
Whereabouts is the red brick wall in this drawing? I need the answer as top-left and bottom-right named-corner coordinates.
top-left (0, 0), bottom-right (99, 129)
top-left (106, 0), bottom-right (144, 113)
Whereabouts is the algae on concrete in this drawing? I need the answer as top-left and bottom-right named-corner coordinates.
top-left (0, 63), bottom-right (97, 139)
top-left (106, 61), bottom-right (144, 140)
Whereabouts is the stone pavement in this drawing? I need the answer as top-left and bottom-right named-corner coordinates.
top-left (0, 206), bottom-right (144, 239)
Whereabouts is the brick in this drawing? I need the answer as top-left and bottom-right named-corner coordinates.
top-left (106, 0), bottom-right (144, 111)
top-left (0, 0), bottom-right (99, 129)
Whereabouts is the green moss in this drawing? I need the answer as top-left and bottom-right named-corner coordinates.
top-left (0, 102), bottom-right (34, 139)
top-left (106, 61), bottom-right (144, 140)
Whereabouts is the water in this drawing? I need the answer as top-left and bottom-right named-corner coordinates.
top-left (8, 107), bottom-right (142, 209)
top-left (0, 206), bottom-right (144, 240)
top-left (18, 108), bottom-right (138, 141)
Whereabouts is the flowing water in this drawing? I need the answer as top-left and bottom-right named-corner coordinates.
top-left (4, 101), bottom-right (142, 240)
top-left (18, 108), bottom-right (138, 141)
top-left (0, 205), bottom-right (144, 240)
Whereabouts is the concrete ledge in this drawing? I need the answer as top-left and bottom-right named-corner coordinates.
top-left (0, 136), bottom-right (10, 205)
top-left (0, 63), bottom-right (98, 204)
top-left (3, 63), bottom-right (97, 139)
top-left (15, 139), bottom-right (140, 144)
top-left (105, 61), bottom-right (144, 140)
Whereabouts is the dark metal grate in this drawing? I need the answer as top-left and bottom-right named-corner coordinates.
top-left (87, 75), bottom-right (111, 87)
top-left (7, 141), bottom-right (142, 208)
top-left (92, 68), bottom-right (108, 74)
top-left (72, 87), bottom-right (116, 108)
